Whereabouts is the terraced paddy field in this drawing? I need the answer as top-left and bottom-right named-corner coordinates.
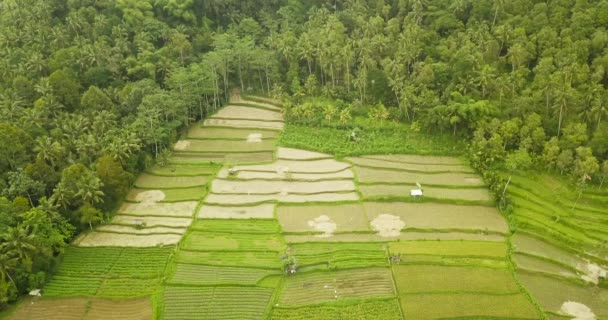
top-left (505, 173), bottom-right (608, 319)
top-left (8, 96), bottom-right (608, 320)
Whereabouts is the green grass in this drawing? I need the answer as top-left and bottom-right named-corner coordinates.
top-left (400, 292), bottom-right (541, 319)
top-left (182, 231), bottom-right (285, 252)
top-left (168, 264), bottom-right (279, 286)
top-left (393, 264), bottom-right (520, 294)
top-left (270, 298), bottom-right (402, 320)
top-left (517, 272), bottom-right (608, 317)
top-left (279, 120), bottom-right (466, 158)
top-left (175, 250), bottom-right (284, 269)
top-left (188, 126), bottom-right (281, 140)
top-left (177, 139), bottom-right (276, 153)
top-left (388, 240), bottom-right (508, 259)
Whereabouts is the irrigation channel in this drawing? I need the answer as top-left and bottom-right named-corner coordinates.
top-left (7, 95), bottom-right (608, 320)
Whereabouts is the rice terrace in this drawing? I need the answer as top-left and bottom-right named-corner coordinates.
top-left (1, 1), bottom-right (608, 320)
top-left (1, 92), bottom-right (604, 320)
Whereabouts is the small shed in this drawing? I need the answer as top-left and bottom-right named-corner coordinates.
top-left (410, 189), bottom-right (423, 197)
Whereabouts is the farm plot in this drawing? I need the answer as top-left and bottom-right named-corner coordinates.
top-left (205, 192), bottom-right (360, 204)
top-left (126, 187), bottom-right (206, 202)
top-left (287, 242), bottom-right (389, 269)
top-left (210, 105), bottom-right (283, 121)
top-left (75, 232), bottom-right (182, 247)
top-left (9, 297), bottom-right (153, 320)
top-left (43, 247), bottom-right (171, 297)
top-left (211, 179), bottom-right (355, 195)
top-left (134, 174), bottom-right (210, 189)
top-left (238, 99), bottom-right (283, 111)
top-left (231, 159), bottom-right (351, 173)
top-left (277, 203), bottom-right (370, 235)
top-left (112, 215), bottom-right (192, 228)
top-left (188, 126), bottom-right (281, 140)
top-left (182, 231), bottom-right (285, 252)
top-left (190, 219), bottom-right (281, 234)
top-left (96, 225), bottom-right (185, 235)
top-left (169, 151), bottom-right (274, 164)
top-left (511, 233), bottom-right (586, 270)
top-left (169, 264), bottom-right (278, 286)
top-left (277, 268), bottom-right (395, 306)
top-left (163, 286), bottom-right (274, 320)
top-left (513, 253), bottom-right (578, 278)
top-left (388, 240), bottom-right (508, 259)
top-left (146, 165), bottom-right (218, 176)
top-left (517, 272), bottom-right (608, 318)
top-left (346, 156), bottom-right (474, 173)
top-left (277, 147), bottom-right (332, 160)
top-left (359, 184), bottom-right (491, 202)
top-left (117, 201), bottom-right (197, 218)
top-left (217, 168), bottom-right (354, 180)
top-left (400, 293), bottom-right (541, 319)
top-left (198, 203), bottom-right (275, 219)
top-left (393, 265), bottom-right (520, 294)
top-left (362, 154), bottom-right (465, 165)
top-left (285, 231), bottom-right (506, 243)
top-left (204, 118), bottom-right (284, 130)
top-left (174, 139), bottom-right (275, 153)
top-left (270, 298), bottom-right (402, 320)
top-left (364, 202), bottom-right (509, 235)
top-left (176, 250), bottom-right (284, 269)
top-left (354, 166), bottom-right (484, 186)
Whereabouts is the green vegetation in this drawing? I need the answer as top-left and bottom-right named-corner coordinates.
top-left (270, 298), bottom-right (402, 320)
top-left (279, 121), bottom-right (464, 158)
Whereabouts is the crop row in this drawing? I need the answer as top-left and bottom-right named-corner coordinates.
top-left (182, 231), bottom-right (285, 252)
top-left (163, 286), bottom-right (273, 320)
top-left (278, 268), bottom-right (395, 306)
top-left (190, 219), bottom-right (281, 234)
top-left (175, 250), bottom-right (284, 269)
top-left (169, 264), bottom-right (278, 286)
top-left (270, 298), bottom-right (402, 320)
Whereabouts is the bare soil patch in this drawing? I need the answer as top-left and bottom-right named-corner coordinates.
top-left (354, 166), bottom-right (485, 186)
top-left (307, 215), bottom-right (337, 237)
top-left (561, 301), bottom-right (596, 320)
top-left (247, 133), bottom-right (263, 142)
top-left (198, 204), bottom-right (275, 219)
top-left (370, 214), bottom-right (406, 237)
top-left (173, 140), bottom-right (191, 151)
top-left (359, 184), bottom-right (491, 201)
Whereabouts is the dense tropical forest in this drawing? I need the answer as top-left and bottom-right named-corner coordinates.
top-left (1, 0), bottom-right (607, 309)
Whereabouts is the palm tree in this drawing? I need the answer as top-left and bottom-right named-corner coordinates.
top-left (0, 251), bottom-right (18, 287)
top-left (51, 183), bottom-right (73, 209)
top-left (0, 226), bottom-right (36, 271)
top-left (75, 175), bottom-right (105, 205)
top-left (476, 65), bottom-right (496, 98)
top-left (34, 136), bottom-right (64, 167)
